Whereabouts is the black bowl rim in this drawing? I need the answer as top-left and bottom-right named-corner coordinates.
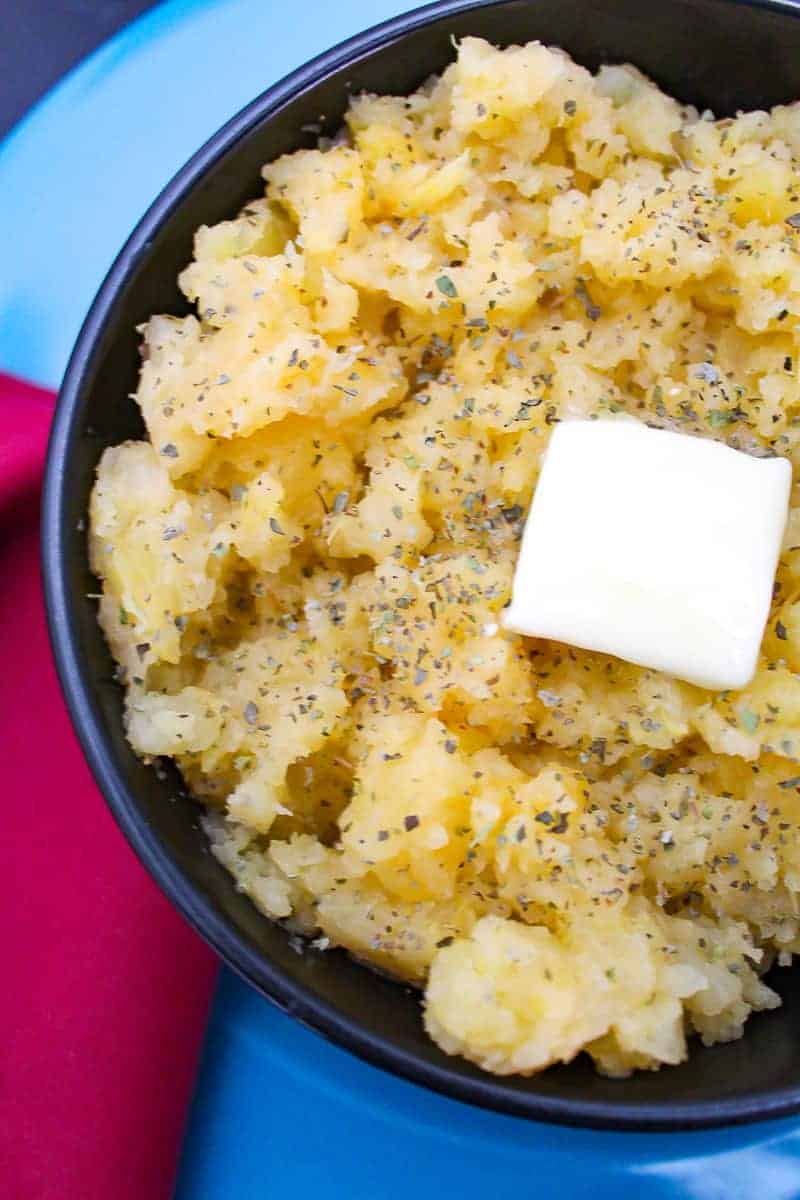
top-left (41, 0), bottom-right (800, 1132)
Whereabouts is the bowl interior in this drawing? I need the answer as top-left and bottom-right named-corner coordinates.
top-left (44, 0), bottom-right (800, 1129)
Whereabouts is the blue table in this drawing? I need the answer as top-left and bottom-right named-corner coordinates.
top-left (3, 2), bottom-right (800, 1195)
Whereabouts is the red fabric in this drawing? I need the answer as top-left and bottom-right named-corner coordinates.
top-left (0, 373), bottom-right (217, 1199)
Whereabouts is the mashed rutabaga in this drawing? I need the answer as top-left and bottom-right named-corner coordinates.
top-left (91, 37), bottom-right (800, 1077)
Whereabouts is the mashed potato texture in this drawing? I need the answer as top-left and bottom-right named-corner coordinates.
top-left (91, 38), bottom-right (800, 1077)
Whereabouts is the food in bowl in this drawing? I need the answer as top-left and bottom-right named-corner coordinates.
top-left (89, 36), bottom-right (800, 1078)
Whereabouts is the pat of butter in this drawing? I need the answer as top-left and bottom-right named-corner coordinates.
top-left (502, 419), bottom-right (791, 690)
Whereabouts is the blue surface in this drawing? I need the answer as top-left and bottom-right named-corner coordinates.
top-left (4, 1), bottom-right (800, 1196)
top-left (179, 971), bottom-right (800, 1200)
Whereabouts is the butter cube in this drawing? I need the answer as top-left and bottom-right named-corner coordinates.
top-left (502, 419), bottom-right (791, 690)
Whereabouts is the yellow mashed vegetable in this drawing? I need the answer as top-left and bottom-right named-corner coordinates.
top-left (90, 37), bottom-right (800, 1078)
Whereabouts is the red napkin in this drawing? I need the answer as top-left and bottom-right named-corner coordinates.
top-left (0, 373), bottom-right (217, 1199)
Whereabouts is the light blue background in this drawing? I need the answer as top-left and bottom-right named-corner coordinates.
top-left (3, 2), bottom-right (800, 1195)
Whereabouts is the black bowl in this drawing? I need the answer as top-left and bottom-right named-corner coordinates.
top-left (42, 0), bottom-right (800, 1131)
